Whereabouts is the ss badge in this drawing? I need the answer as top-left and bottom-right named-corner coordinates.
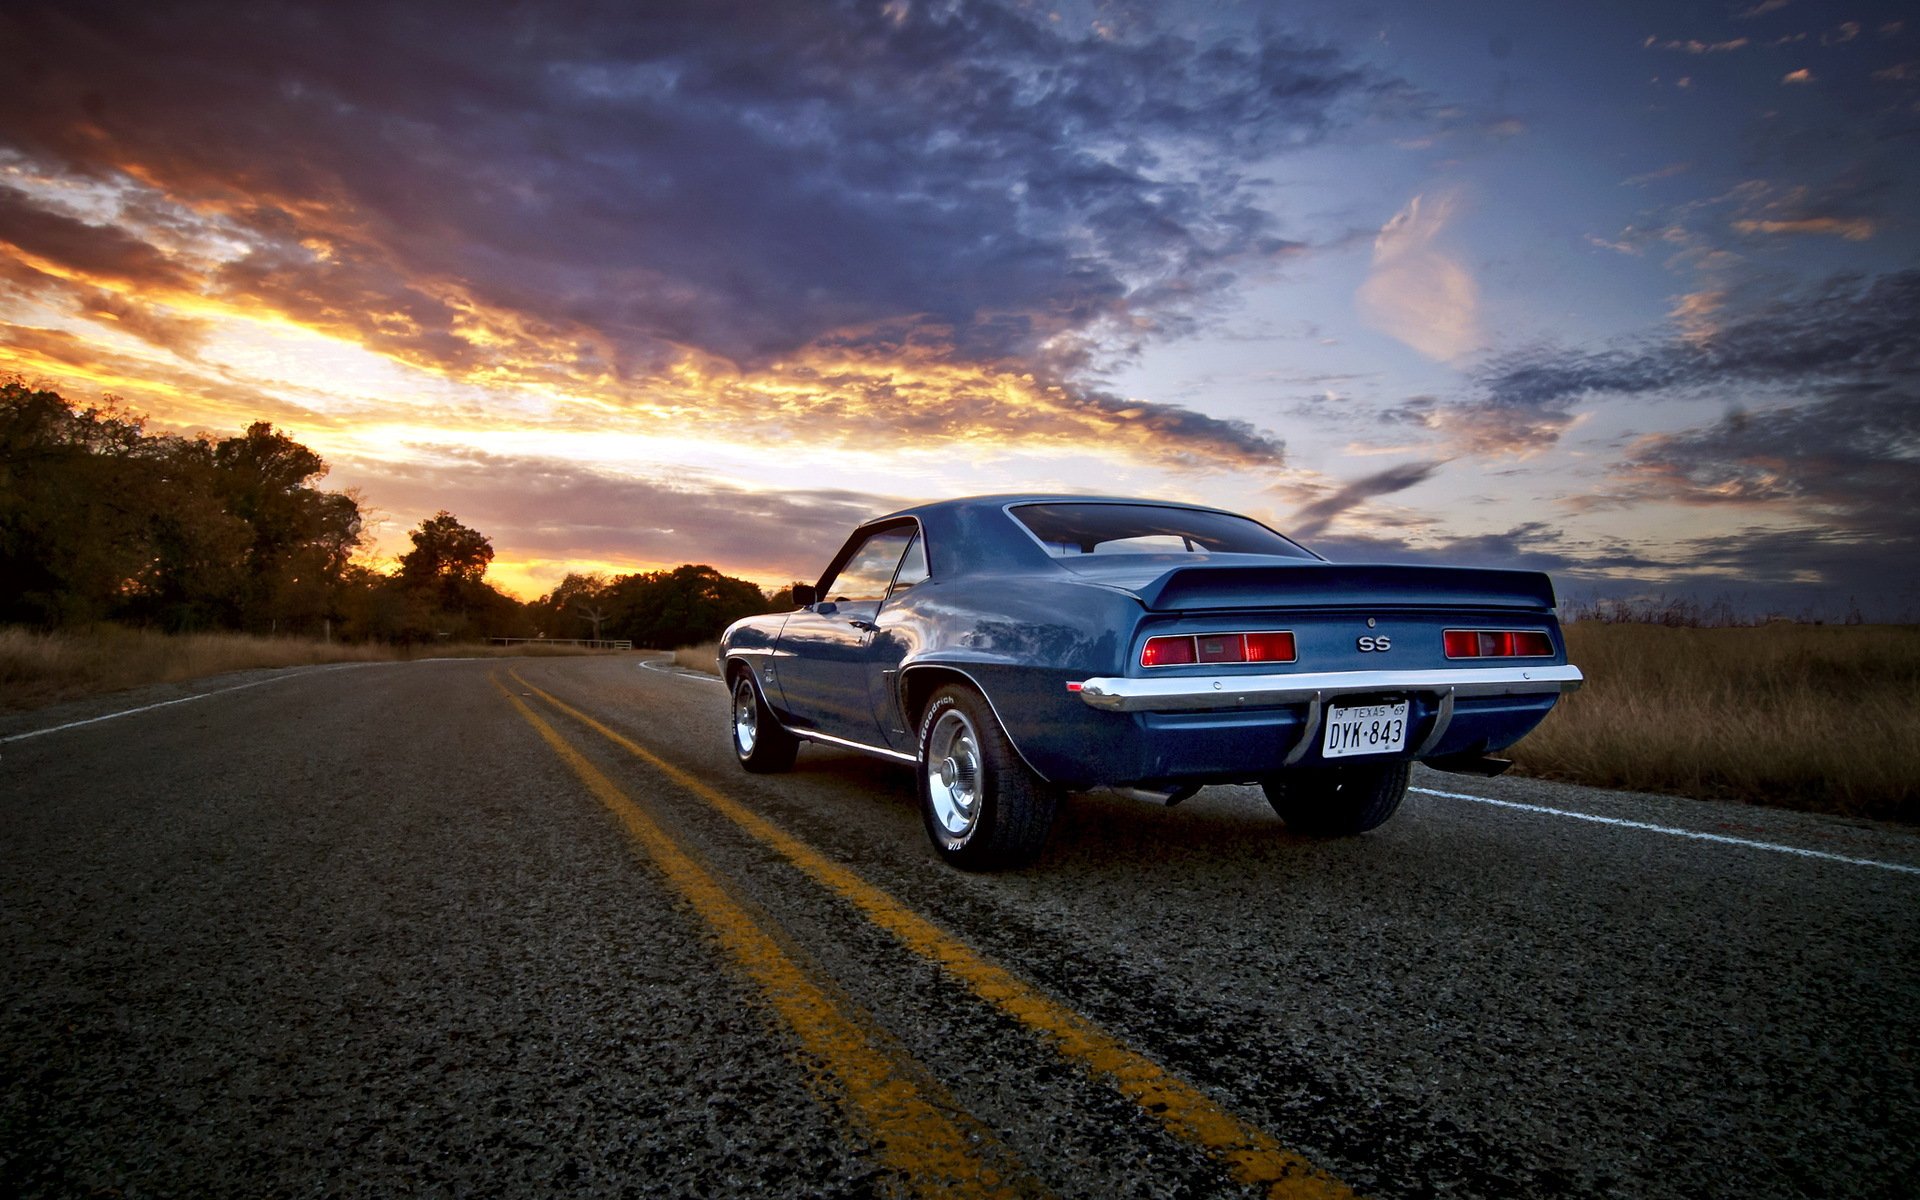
top-left (1357, 635), bottom-right (1392, 652)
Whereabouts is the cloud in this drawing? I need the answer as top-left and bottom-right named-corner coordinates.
top-left (0, 184), bottom-right (197, 292)
top-left (1278, 459), bottom-right (1448, 539)
top-left (1781, 68), bottom-right (1816, 84)
top-left (0, 0), bottom-right (1384, 468)
top-left (339, 447), bottom-right (906, 589)
top-left (1731, 216), bottom-right (1874, 239)
top-left (1386, 269), bottom-right (1917, 468)
top-left (1644, 37), bottom-right (1750, 54)
top-left (1616, 385), bottom-right (1920, 544)
top-left (1355, 191), bottom-right (1480, 362)
top-left (1392, 271), bottom-right (1920, 609)
top-left (1308, 521), bottom-right (1663, 577)
top-left (1306, 520), bottom-right (1915, 621)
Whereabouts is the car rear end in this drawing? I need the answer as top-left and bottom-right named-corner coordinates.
top-left (1063, 561), bottom-right (1582, 788)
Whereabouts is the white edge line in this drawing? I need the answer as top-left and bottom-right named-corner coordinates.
top-left (1412, 785), bottom-right (1920, 877)
top-left (638, 658), bottom-right (725, 685)
top-left (1, 662), bottom-right (382, 745)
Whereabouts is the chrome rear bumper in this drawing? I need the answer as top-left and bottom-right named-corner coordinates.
top-left (1072, 664), bottom-right (1584, 713)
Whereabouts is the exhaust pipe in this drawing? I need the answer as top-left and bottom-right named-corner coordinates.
top-left (1106, 785), bottom-right (1200, 807)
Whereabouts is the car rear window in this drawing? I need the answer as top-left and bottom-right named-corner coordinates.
top-left (1009, 503), bottom-right (1315, 558)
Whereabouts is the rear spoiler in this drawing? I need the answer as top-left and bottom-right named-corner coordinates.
top-left (1130, 562), bottom-right (1558, 612)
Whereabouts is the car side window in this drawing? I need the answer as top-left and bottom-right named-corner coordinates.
top-left (889, 532), bottom-right (929, 595)
top-left (821, 525), bottom-right (915, 601)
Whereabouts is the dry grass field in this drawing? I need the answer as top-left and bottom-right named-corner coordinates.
top-left (673, 640), bottom-right (722, 674)
top-left (1509, 623), bottom-right (1920, 823)
top-left (0, 626), bottom-right (602, 711)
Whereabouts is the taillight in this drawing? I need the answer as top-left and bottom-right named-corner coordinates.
top-left (1141, 631), bottom-right (1294, 668)
top-left (1244, 631), bottom-right (1296, 662)
top-left (1444, 629), bottom-right (1553, 658)
top-left (1141, 636), bottom-right (1198, 666)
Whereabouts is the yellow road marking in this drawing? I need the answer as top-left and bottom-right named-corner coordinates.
top-left (493, 677), bottom-right (1032, 1199)
top-left (513, 669), bottom-right (1362, 1200)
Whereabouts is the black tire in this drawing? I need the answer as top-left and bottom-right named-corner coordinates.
top-left (1262, 761), bottom-right (1410, 836)
top-left (731, 670), bottom-right (798, 773)
top-left (917, 684), bottom-right (1059, 870)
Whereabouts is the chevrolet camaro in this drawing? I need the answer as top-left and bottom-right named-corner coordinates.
top-left (719, 495), bottom-right (1582, 869)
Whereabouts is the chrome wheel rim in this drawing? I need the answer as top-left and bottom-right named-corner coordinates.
top-left (925, 709), bottom-right (983, 840)
top-left (733, 679), bottom-right (759, 756)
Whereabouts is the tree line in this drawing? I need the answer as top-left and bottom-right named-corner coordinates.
top-left (0, 382), bottom-right (781, 646)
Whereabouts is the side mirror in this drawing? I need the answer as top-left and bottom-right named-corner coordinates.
top-left (791, 584), bottom-right (818, 608)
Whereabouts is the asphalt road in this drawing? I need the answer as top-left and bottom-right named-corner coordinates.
top-left (3, 655), bottom-right (1917, 1199)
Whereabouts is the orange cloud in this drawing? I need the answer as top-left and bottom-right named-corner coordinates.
top-left (1732, 216), bottom-right (1875, 239)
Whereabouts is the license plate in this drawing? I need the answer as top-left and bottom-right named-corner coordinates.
top-left (1321, 701), bottom-right (1410, 759)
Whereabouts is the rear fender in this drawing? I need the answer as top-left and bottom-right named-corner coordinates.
top-left (899, 657), bottom-right (1135, 788)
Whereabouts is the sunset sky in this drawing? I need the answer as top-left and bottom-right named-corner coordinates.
top-left (2, 0), bottom-right (1915, 616)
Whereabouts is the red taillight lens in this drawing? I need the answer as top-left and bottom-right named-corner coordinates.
top-left (1445, 629), bottom-right (1552, 658)
top-left (1511, 631), bottom-right (1552, 656)
top-left (1243, 631), bottom-right (1296, 662)
top-left (1142, 630), bottom-right (1294, 667)
top-left (1141, 635), bottom-right (1197, 666)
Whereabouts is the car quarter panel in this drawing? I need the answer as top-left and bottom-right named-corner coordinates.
top-left (869, 573), bottom-right (1143, 773)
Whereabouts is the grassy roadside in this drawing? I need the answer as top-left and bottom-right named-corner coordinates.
top-left (0, 626), bottom-right (607, 712)
top-left (1507, 623), bottom-right (1919, 823)
top-left (686, 626), bottom-right (1918, 824)
top-left (673, 641), bottom-right (722, 674)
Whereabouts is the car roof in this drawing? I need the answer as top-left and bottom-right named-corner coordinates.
top-left (856, 494), bottom-right (1254, 579)
top-left (874, 494), bottom-right (1237, 522)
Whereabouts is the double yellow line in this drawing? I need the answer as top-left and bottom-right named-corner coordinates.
top-left (499, 669), bottom-right (1360, 1200)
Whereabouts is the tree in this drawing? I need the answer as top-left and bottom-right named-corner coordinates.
top-left (0, 383), bottom-right (371, 632)
top-left (398, 511), bottom-right (494, 586)
top-left (388, 511), bottom-right (532, 642)
top-left (604, 564), bottom-right (770, 648)
top-left (0, 383), bottom-right (195, 626)
top-left (531, 571), bottom-right (612, 639)
top-left (206, 422), bottom-right (361, 633)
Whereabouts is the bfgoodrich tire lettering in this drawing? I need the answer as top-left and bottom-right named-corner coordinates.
top-left (917, 684), bottom-right (1059, 870)
top-left (731, 671), bottom-right (798, 773)
top-left (1262, 761), bottom-right (1410, 836)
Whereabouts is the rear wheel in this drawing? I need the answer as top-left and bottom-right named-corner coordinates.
top-left (918, 685), bottom-right (1059, 870)
top-left (1262, 761), bottom-right (1410, 836)
top-left (731, 671), bottom-right (797, 773)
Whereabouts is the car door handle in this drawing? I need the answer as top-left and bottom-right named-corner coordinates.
top-left (849, 620), bottom-right (880, 632)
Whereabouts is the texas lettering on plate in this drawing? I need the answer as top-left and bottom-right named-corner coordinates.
top-left (1321, 701), bottom-right (1410, 758)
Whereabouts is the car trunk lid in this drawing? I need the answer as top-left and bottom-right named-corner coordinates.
top-left (1059, 556), bottom-right (1557, 612)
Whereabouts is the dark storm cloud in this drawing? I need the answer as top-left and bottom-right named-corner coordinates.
top-left (0, 0), bottom-right (1377, 464)
top-left (351, 449), bottom-right (903, 583)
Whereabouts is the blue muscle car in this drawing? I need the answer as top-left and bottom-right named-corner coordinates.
top-left (720, 495), bottom-right (1582, 869)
